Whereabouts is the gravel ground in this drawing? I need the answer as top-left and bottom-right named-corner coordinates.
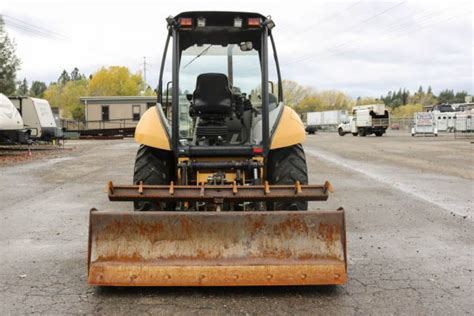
top-left (0, 133), bottom-right (472, 315)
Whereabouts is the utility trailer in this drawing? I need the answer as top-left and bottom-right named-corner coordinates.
top-left (433, 111), bottom-right (458, 133)
top-left (411, 112), bottom-right (438, 136)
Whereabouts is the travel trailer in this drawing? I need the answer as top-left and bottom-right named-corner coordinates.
top-left (9, 96), bottom-right (58, 141)
top-left (0, 93), bottom-right (28, 143)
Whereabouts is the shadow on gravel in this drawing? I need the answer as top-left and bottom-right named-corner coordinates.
top-left (94, 285), bottom-right (343, 298)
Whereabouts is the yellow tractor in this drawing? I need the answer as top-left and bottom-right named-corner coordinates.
top-left (87, 11), bottom-right (347, 286)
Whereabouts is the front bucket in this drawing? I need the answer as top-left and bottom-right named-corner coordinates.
top-left (88, 209), bottom-right (347, 286)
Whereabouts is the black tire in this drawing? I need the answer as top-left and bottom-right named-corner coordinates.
top-left (133, 145), bottom-right (174, 211)
top-left (266, 144), bottom-right (308, 211)
top-left (375, 131), bottom-right (383, 137)
top-left (338, 128), bottom-right (345, 136)
top-left (359, 129), bottom-right (366, 137)
top-left (352, 133), bottom-right (358, 136)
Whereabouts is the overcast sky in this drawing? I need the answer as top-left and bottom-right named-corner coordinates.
top-left (1, 0), bottom-right (473, 98)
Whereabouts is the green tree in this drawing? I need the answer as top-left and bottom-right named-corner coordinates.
top-left (454, 91), bottom-right (468, 103)
top-left (0, 16), bottom-right (21, 95)
top-left (16, 78), bottom-right (28, 95)
top-left (70, 104), bottom-right (85, 121)
top-left (438, 89), bottom-right (455, 103)
top-left (357, 97), bottom-right (380, 106)
top-left (29, 80), bottom-right (47, 97)
top-left (58, 70), bottom-right (70, 85)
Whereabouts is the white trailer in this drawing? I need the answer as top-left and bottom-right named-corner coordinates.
top-left (338, 104), bottom-right (389, 137)
top-left (9, 96), bottom-right (58, 140)
top-left (433, 111), bottom-right (457, 132)
top-left (305, 112), bottom-right (321, 134)
top-left (0, 94), bottom-right (28, 143)
top-left (411, 112), bottom-right (437, 136)
top-left (306, 110), bottom-right (348, 134)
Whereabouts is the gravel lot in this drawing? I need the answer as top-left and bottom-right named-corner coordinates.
top-left (1, 133), bottom-right (472, 315)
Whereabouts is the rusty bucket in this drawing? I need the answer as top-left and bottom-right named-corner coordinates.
top-left (88, 209), bottom-right (347, 286)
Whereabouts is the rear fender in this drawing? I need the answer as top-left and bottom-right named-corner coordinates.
top-left (270, 106), bottom-right (306, 149)
top-left (134, 105), bottom-right (171, 151)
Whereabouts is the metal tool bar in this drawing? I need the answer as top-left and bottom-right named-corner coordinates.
top-left (107, 181), bottom-right (331, 202)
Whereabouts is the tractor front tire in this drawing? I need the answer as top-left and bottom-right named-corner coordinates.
top-left (267, 144), bottom-right (308, 211)
top-left (338, 128), bottom-right (346, 136)
top-left (133, 145), bottom-right (174, 211)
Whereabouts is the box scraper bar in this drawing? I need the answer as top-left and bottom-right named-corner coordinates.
top-left (107, 181), bottom-right (333, 203)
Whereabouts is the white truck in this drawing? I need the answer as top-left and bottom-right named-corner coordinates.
top-left (306, 110), bottom-right (348, 134)
top-left (337, 104), bottom-right (389, 137)
top-left (411, 112), bottom-right (437, 136)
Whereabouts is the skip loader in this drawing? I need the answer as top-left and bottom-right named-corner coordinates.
top-left (87, 11), bottom-right (347, 286)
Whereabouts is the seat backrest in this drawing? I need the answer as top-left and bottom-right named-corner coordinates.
top-left (192, 73), bottom-right (232, 117)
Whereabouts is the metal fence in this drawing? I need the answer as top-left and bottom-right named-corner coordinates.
top-left (454, 114), bottom-right (473, 139)
top-left (390, 116), bottom-right (474, 139)
top-left (61, 119), bottom-right (138, 131)
top-left (388, 117), bottom-right (412, 131)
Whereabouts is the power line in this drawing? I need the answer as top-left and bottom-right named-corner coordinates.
top-left (318, 7), bottom-right (472, 61)
top-left (143, 57), bottom-right (148, 85)
top-left (295, 1), bottom-right (363, 37)
top-left (293, 6), bottom-right (471, 65)
top-left (288, 1), bottom-right (406, 65)
top-left (287, 1), bottom-right (470, 65)
top-left (3, 14), bottom-right (67, 39)
top-left (2, 14), bottom-right (67, 41)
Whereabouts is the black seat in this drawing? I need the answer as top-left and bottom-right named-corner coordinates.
top-left (191, 73), bottom-right (232, 118)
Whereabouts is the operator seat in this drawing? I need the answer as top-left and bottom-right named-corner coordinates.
top-left (191, 73), bottom-right (233, 118)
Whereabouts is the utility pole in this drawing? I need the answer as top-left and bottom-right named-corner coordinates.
top-left (143, 56), bottom-right (147, 85)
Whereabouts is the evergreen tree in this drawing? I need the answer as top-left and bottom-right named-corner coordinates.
top-left (16, 78), bottom-right (28, 95)
top-left (404, 89), bottom-right (410, 105)
top-left (454, 91), bottom-right (468, 103)
top-left (438, 89), bottom-right (455, 103)
top-left (70, 67), bottom-right (83, 81)
top-left (0, 16), bottom-right (21, 95)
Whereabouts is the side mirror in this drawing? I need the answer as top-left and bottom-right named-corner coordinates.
top-left (186, 94), bottom-right (193, 101)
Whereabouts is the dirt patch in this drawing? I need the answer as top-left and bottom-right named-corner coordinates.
top-left (0, 145), bottom-right (74, 166)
